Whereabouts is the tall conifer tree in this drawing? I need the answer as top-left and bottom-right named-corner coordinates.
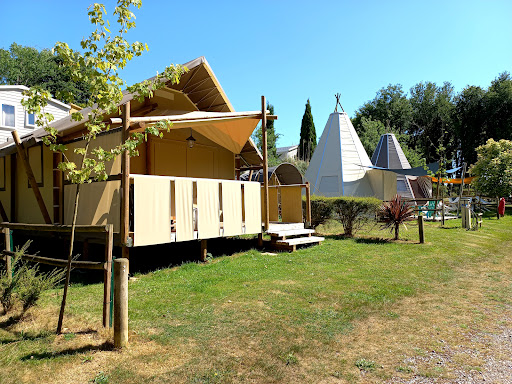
top-left (299, 99), bottom-right (316, 161)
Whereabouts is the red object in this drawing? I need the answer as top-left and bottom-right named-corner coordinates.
top-left (498, 198), bottom-right (506, 216)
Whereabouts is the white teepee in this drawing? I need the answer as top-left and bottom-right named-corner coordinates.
top-left (305, 112), bottom-right (375, 197)
top-left (371, 133), bottom-right (414, 199)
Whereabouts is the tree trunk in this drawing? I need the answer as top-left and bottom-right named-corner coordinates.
top-left (56, 139), bottom-right (91, 334)
top-left (394, 224), bottom-right (399, 240)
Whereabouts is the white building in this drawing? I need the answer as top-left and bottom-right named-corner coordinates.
top-left (276, 144), bottom-right (298, 161)
top-left (0, 85), bottom-right (70, 143)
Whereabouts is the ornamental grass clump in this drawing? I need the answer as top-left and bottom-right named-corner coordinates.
top-left (378, 194), bottom-right (415, 240)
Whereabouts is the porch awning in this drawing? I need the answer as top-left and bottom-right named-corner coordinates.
top-left (125, 111), bottom-right (265, 154)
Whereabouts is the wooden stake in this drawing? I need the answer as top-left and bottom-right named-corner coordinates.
top-left (305, 182), bottom-right (311, 228)
top-left (257, 233), bottom-right (263, 248)
top-left (3, 228), bottom-right (11, 280)
top-left (103, 224), bottom-right (113, 328)
top-left (114, 258), bottom-right (129, 348)
top-left (12, 131), bottom-right (52, 224)
top-left (261, 96), bottom-right (269, 231)
top-left (418, 215), bottom-right (425, 244)
top-left (121, 103), bottom-right (131, 260)
top-left (200, 239), bottom-right (207, 262)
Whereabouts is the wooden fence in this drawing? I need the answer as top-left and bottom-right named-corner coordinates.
top-left (0, 222), bottom-right (114, 328)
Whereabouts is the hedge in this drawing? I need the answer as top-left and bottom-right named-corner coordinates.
top-left (305, 195), bottom-right (382, 236)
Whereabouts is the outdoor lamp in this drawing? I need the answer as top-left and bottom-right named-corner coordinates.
top-left (186, 129), bottom-right (196, 148)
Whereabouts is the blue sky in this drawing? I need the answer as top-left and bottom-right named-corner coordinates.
top-left (1, 0), bottom-right (511, 146)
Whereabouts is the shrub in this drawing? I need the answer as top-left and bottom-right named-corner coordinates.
top-left (307, 195), bottom-right (334, 227)
top-left (0, 241), bottom-right (66, 313)
top-left (331, 197), bottom-right (381, 237)
top-left (378, 194), bottom-right (415, 240)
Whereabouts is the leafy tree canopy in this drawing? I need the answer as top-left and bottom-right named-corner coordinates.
top-left (470, 138), bottom-right (512, 198)
top-left (0, 42), bottom-right (92, 106)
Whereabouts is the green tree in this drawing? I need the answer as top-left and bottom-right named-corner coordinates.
top-left (0, 42), bottom-right (91, 105)
top-left (470, 139), bottom-right (512, 218)
top-left (484, 72), bottom-right (512, 142)
top-left (23, 0), bottom-right (186, 333)
top-left (298, 99), bottom-right (316, 161)
top-left (252, 102), bottom-right (280, 164)
top-left (352, 84), bottom-right (413, 135)
top-left (453, 85), bottom-right (487, 166)
top-left (409, 81), bottom-right (456, 164)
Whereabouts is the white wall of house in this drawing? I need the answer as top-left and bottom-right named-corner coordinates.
top-left (277, 145), bottom-right (298, 161)
top-left (0, 85), bottom-right (70, 143)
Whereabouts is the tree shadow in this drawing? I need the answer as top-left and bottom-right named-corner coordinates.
top-left (354, 237), bottom-right (393, 244)
top-left (0, 314), bottom-right (24, 329)
top-left (19, 341), bottom-right (113, 361)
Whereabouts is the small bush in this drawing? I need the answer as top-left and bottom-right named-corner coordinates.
top-left (332, 197), bottom-right (381, 237)
top-left (355, 358), bottom-right (377, 371)
top-left (0, 241), bottom-right (66, 313)
top-left (307, 195), bottom-right (335, 227)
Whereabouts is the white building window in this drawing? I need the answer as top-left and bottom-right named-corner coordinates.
top-left (2, 104), bottom-right (15, 128)
top-left (26, 112), bottom-right (35, 127)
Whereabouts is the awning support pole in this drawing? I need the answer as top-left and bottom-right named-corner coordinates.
top-left (121, 103), bottom-right (130, 261)
top-left (12, 131), bottom-right (52, 224)
top-left (261, 96), bottom-right (269, 231)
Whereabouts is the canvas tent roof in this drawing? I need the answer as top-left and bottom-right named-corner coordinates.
top-left (372, 133), bottom-right (411, 169)
top-left (371, 133), bottom-right (414, 199)
top-left (305, 112), bottom-right (374, 197)
top-left (0, 56), bottom-right (264, 164)
top-left (241, 162), bottom-right (303, 185)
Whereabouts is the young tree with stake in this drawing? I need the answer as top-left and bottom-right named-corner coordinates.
top-left (22, 0), bottom-right (187, 333)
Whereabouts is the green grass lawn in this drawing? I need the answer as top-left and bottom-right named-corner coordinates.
top-left (1, 208), bottom-right (511, 383)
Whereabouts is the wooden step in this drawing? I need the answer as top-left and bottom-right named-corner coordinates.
top-left (268, 222), bottom-right (304, 231)
top-left (268, 228), bottom-right (315, 239)
top-left (273, 236), bottom-right (325, 252)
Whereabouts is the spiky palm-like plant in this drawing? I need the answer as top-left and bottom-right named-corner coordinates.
top-left (379, 195), bottom-right (415, 240)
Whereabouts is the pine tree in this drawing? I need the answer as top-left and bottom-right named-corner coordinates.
top-left (299, 99), bottom-right (316, 161)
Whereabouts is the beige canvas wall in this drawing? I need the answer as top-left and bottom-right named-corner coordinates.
top-left (149, 129), bottom-right (234, 180)
top-left (64, 180), bottom-right (121, 232)
top-left (66, 131), bottom-right (122, 176)
top-left (366, 169), bottom-right (397, 201)
top-left (16, 144), bottom-right (54, 224)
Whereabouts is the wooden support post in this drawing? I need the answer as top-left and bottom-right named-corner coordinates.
top-left (10, 154), bottom-right (16, 222)
top-left (200, 239), bottom-right (207, 262)
top-left (3, 228), bottom-right (11, 279)
top-left (235, 156), bottom-right (241, 180)
top-left (103, 224), bottom-right (113, 328)
top-left (114, 258), bottom-right (129, 348)
top-left (418, 215), bottom-right (425, 244)
top-left (261, 96), bottom-right (269, 231)
top-left (121, 103), bottom-right (131, 260)
top-left (305, 182), bottom-right (311, 228)
top-left (12, 131), bottom-right (52, 224)
top-left (257, 233), bottom-right (264, 247)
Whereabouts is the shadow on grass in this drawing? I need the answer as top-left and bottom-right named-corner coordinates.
top-left (0, 314), bottom-right (23, 329)
top-left (20, 341), bottom-right (113, 361)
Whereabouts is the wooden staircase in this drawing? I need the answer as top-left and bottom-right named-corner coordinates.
top-left (267, 223), bottom-right (325, 252)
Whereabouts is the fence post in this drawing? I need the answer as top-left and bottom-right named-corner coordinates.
top-left (103, 225), bottom-right (113, 328)
top-left (114, 258), bottom-right (129, 348)
top-left (3, 228), bottom-right (11, 279)
top-left (418, 215), bottom-right (425, 244)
